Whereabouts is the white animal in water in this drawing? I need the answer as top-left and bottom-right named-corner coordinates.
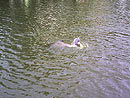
top-left (50, 37), bottom-right (84, 49)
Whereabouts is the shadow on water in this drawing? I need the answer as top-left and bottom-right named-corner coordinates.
top-left (0, 0), bottom-right (130, 98)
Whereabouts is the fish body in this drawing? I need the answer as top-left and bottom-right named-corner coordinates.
top-left (50, 38), bottom-right (85, 49)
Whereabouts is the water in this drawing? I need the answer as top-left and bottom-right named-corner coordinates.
top-left (0, 0), bottom-right (130, 98)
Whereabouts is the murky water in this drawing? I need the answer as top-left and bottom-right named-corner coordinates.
top-left (0, 0), bottom-right (130, 98)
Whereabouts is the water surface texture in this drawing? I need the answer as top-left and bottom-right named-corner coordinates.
top-left (0, 0), bottom-right (130, 98)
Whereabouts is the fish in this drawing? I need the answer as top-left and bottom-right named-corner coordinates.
top-left (50, 37), bottom-right (84, 49)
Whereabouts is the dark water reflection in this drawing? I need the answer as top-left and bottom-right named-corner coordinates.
top-left (0, 0), bottom-right (130, 98)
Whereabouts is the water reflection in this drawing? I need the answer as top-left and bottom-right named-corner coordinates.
top-left (0, 0), bottom-right (130, 98)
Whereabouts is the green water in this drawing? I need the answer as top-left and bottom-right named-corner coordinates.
top-left (0, 0), bottom-right (130, 98)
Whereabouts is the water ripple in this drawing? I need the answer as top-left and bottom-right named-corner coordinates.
top-left (0, 0), bottom-right (130, 98)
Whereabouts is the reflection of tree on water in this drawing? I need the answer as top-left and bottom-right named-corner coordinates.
top-left (6, 0), bottom-right (129, 47)
top-left (9, 0), bottom-right (40, 16)
top-left (9, 0), bottom-right (30, 7)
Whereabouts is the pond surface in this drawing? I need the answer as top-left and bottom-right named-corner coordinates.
top-left (0, 0), bottom-right (130, 98)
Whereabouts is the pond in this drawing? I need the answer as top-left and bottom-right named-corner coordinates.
top-left (0, 0), bottom-right (130, 98)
